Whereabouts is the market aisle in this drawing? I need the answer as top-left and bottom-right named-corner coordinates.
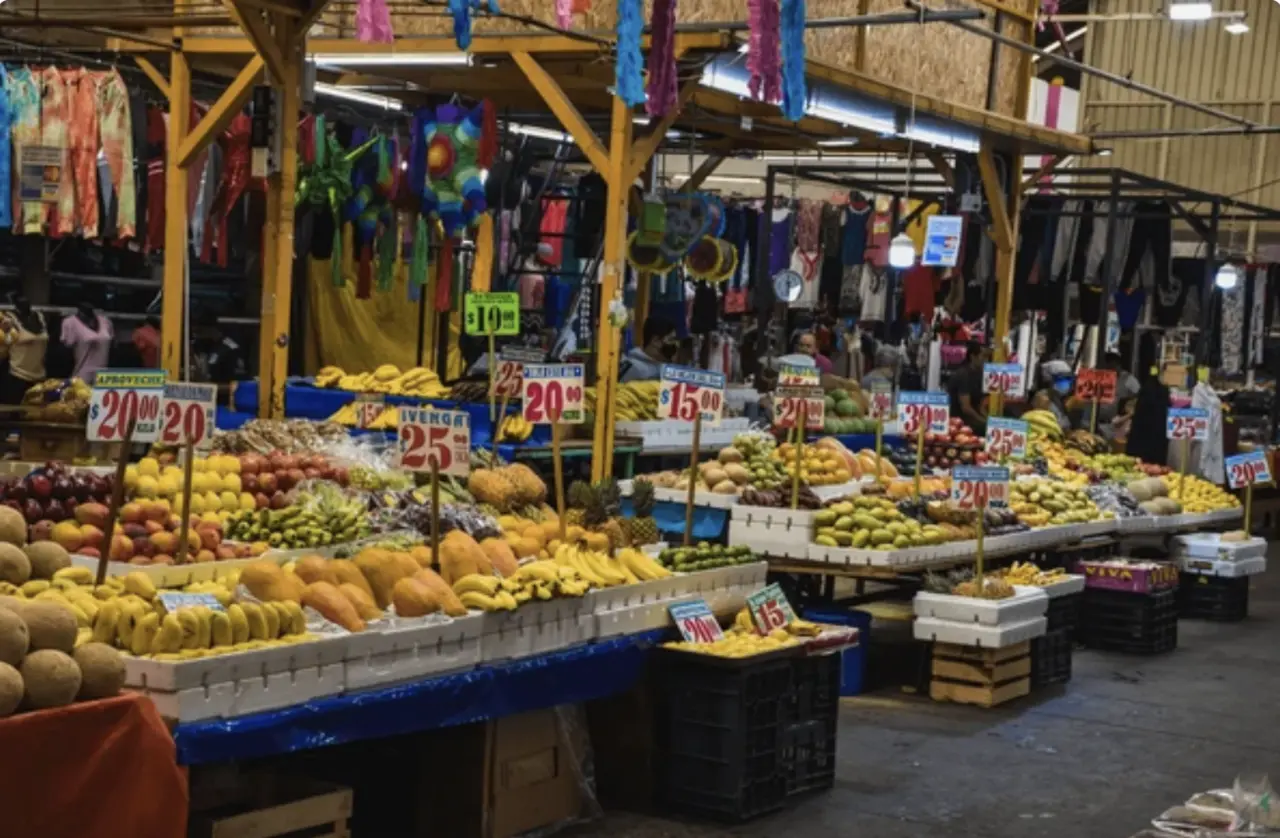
top-left (571, 546), bottom-right (1280, 838)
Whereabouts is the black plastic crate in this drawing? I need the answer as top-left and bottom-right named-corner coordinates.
top-left (1078, 588), bottom-right (1178, 655)
top-left (1030, 628), bottom-right (1073, 687)
top-left (1045, 593), bottom-right (1081, 633)
top-left (652, 650), bottom-right (795, 822)
top-left (787, 653), bottom-right (841, 723)
top-left (1178, 573), bottom-right (1250, 622)
top-left (780, 717), bottom-right (837, 797)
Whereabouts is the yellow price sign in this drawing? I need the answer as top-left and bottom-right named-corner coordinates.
top-left (464, 292), bottom-right (520, 336)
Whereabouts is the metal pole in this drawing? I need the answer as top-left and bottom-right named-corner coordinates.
top-left (665, 8), bottom-right (986, 32)
top-left (905, 1), bottom-right (1262, 129)
top-left (1092, 126), bottom-right (1280, 140)
top-left (757, 166), bottom-right (778, 353)
top-left (1094, 171), bottom-right (1119, 368)
top-left (985, 12), bottom-right (1003, 112)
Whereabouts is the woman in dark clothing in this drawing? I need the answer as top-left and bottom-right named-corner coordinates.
top-left (1125, 372), bottom-right (1170, 466)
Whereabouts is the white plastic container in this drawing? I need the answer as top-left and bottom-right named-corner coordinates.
top-left (913, 615), bottom-right (1046, 647)
top-left (913, 585), bottom-right (1048, 626)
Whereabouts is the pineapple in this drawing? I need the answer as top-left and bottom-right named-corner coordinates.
top-left (581, 479), bottom-right (628, 553)
top-left (628, 478), bottom-right (660, 546)
top-left (565, 480), bottom-right (591, 528)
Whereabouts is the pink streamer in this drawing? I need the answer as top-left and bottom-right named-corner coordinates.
top-left (356, 0), bottom-right (394, 43)
top-left (556, 0), bottom-right (574, 28)
top-left (748, 0), bottom-right (782, 103)
top-left (645, 0), bottom-right (678, 116)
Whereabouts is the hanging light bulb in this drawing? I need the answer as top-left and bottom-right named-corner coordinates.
top-left (1215, 262), bottom-right (1240, 290)
top-left (889, 233), bottom-right (917, 269)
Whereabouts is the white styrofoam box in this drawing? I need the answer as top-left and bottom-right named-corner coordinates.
top-left (913, 615), bottom-right (1046, 647)
top-left (1178, 555), bottom-right (1266, 578)
top-left (130, 662), bottom-right (347, 723)
top-left (124, 635), bottom-right (350, 693)
top-left (728, 506), bottom-right (813, 558)
top-left (1114, 515), bottom-right (1170, 535)
top-left (652, 486), bottom-right (738, 509)
top-left (343, 613), bottom-right (483, 692)
top-left (478, 598), bottom-right (596, 662)
top-left (913, 585), bottom-right (1048, 626)
top-left (1032, 574), bottom-right (1086, 598)
top-left (70, 553), bottom-right (289, 587)
top-left (809, 481), bottom-right (863, 502)
top-left (1173, 533), bottom-right (1267, 562)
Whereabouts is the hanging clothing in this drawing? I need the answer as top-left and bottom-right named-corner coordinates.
top-left (1126, 377), bottom-right (1170, 466)
top-left (1220, 280), bottom-right (1245, 375)
top-left (202, 112), bottom-right (250, 266)
top-left (7, 67), bottom-right (41, 233)
top-left (38, 68), bottom-right (72, 236)
top-left (1249, 266), bottom-right (1267, 368)
top-left (841, 203), bottom-right (871, 266)
top-left (5, 312), bottom-right (47, 383)
top-left (864, 206), bottom-right (892, 268)
top-left (1191, 382), bottom-right (1224, 484)
top-left (795, 199), bottom-right (823, 253)
top-left (768, 208), bottom-right (792, 276)
top-left (789, 249), bottom-right (821, 309)
top-left (538, 197), bottom-right (569, 267)
top-left (1050, 199), bottom-right (1092, 288)
top-left (1118, 201), bottom-right (1171, 293)
top-left (145, 107), bottom-right (167, 251)
top-left (1083, 201), bottom-right (1134, 289)
top-left (1013, 196), bottom-right (1060, 312)
top-left (903, 265), bottom-right (937, 320)
top-left (60, 314), bottom-right (113, 383)
top-left (1155, 258), bottom-right (1200, 327)
top-left (574, 172), bottom-right (606, 255)
top-left (63, 68), bottom-right (100, 238)
top-left (859, 263), bottom-right (888, 321)
top-left (0, 67), bottom-right (10, 231)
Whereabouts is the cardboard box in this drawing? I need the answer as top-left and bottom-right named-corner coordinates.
top-left (487, 709), bottom-right (582, 838)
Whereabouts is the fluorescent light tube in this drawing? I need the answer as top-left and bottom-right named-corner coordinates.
top-left (507, 123), bottom-right (571, 142)
top-left (1225, 19), bottom-right (1249, 32)
top-left (311, 52), bottom-right (472, 66)
top-left (1168, 2), bottom-right (1213, 21)
top-left (313, 83), bottom-right (403, 111)
top-left (817, 138), bottom-right (859, 147)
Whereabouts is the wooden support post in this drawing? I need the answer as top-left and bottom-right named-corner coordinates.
top-left (224, 0), bottom-right (286, 83)
top-left (591, 96), bottom-right (633, 481)
top-left (510, 51), bottom-right (610, 175)
top-left (265, 20), bottom-right (300, 418)
top-left (133, 57), bottom-right (170, 99)
top-left (259, 181), bottom-right (279, 418)
top-left (924, 151), bottom-right (956, 191)
top-left (977, 141), bottom-right (1021, 368)
top-left (679, 154), bottom-right (727, 193)
top-left (177, 56), bottom-right (265, 169)
top-left (624, 79), bottom-right (698, 185)
top-left (161, 42), bottom-right (191, 382)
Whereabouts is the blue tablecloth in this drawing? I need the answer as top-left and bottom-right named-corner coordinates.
top-left (174, 630), bottom-right (665, 765)
top-left (806, 433), bottom-right (905, 451)
top-left (619, 498), bottom-right (729, 541)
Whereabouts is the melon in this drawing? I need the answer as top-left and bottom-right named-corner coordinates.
top-left (0, 543), bottom-right (30, 585)
top-left (18, 600), bottom-right (77, 653)
top-left (0, 506), bottom-right (26, 546)
top-left (0, 661), bottom-right (21, 717)
top-left (0, 607), bottom-right (28, 666)
top-left (23, 542), bottom-right (71, 580)
top-left (73, 642), bottom-right (125, 700)
top-left (21, 649), bottom-right (81, 709)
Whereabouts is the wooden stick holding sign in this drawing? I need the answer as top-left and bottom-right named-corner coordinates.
top-left (95, 419), bottom-right (136, 586)
top-left (175, 440), bottom-right (196, 565)
top-left (492, 391), bottom-right (512, 460)
top-left (684, 414), bottom-right (702, 546)
top-left (552, 422), bottom-right (567, 543)
top-left (487, 327), bottom-right (497, 424)
top-left (430, 457), bottom-right (441, 565)
top-left (791, 402), bottom-right (807, 511)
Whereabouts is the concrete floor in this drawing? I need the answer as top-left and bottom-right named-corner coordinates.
top-left (571, 548), bottom-right (1280, 838)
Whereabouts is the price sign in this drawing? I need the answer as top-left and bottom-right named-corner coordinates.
top-left (354, 394), bottom-right (385, 430)
top-left (88, 369), bottom-right (166, 443)
top-left (668, 600), bottom-right (725, 643)
top-left (778, 362), bottom-right (820, 388)
top-left (658, 365), bottom-right (726, 425)
top-left (1074, 368), bottom-right (1117, 404)
top-left (774, 386), bottom-right (824, 431)
top-left (951, 465), bottom-right (1010, 509)
top-left (493, 347), bottom-right (545, 399)
top-left (156, 592), bottom-right (225, 613)
top-left (1166, 407), bottom-right (1209, 442)
top-left (158, 382), bottom-right (216, 447)
top-left (897, 391), bottom-right (949, 435)
top-left (522, 364), bottom-right (585, 424)
top-left (985, 417), bottom-right (1028, 459)
top-left (463, 292), bottom-right (520, 336)
top-left (982, 362), bottom-right (1024, 398)
top-left (744, 583), bottom-right (796, 634)
top-left (868, 383), bottom-right (894, 421)
top-left (1226, 450), bottom-right (1271, 489)
top-left (397, 407), bottom-right (471, 475)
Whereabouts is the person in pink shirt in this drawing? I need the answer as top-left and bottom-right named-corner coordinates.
top-left (60, 302), bottom-right (113, 383)
top-left (793, 330), bottom-right (834, 375)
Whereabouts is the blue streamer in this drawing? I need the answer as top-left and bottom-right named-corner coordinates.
top-left (615, 0), bottom-right (646, 107)
top-left (780, 0), bottom-right (807, 122)
top-left (448, 0), bottom-right (499, 50)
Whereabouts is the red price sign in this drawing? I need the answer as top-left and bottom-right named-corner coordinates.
top-left (985, 417), bottom-right (1028, 459)
top-left (896, 392), bottom-right (949, 436)
top-left (1166, 408), bottom-right (1209, 441)
top-left (521, 364), bottom-right (585, 425)
top-left (745, 583), bottom-right (796, 634)
top-left (982, 363), bottom-right (1024, 398)
top-left (354, 396), bottom-right (385, 429)
top-left (397, 407), bottom-right (470, 475)
top-left (88, 370), bottom-right (166, 443)
top-left (1226, 451), bottom-right (1271, 489)
top-left (494, 348), bottom-right (544, 399)
top-left (658, 365), bottom-right (726, 424)
top-left (1074, 368), bottom-right (1117, 404)
top-left (774, 387), bottom-right (824, 431)
top-left (950, 466), bottom-right (1010, 510)
top-left (669, 600), bottom-right (725, 643)
top-left (159, 382), bottom-right (216, 447)
top-left (868, 386), bottom-right (894, 422)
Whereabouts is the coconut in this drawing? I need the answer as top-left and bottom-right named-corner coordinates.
top-left (18, 600), bottom-right (77, 653)
top-left (0, 661), bottom-right (21, 717)
top-left (20, 649), bottom-right (81, 709)
top-left (0, 607), bottom-right (29, 666)
top-left (23, 542), bottom-right (71, 580)
top-left (73, 643), bottom-right (125, 700)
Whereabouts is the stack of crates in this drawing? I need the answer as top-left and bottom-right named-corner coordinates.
top-left (652, 646), bottom-right (840, 822)
top-left (1076, 559), bottom-right (1179, 654)
top-left (1030, 588), bottom-right (1079, 688)
top-left (1178, 575), bottom-right (1250, 621)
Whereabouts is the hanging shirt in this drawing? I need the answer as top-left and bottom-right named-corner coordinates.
top-left (903, 265), bottom-right (937, 319)
top-left (132, 323), bottom-right (160, 369)
top-left (790, 249), bottom-right (822, 309)
top-left (768, 208), bottom-right (792, 276)
top-left (859, 263), bottom-right (888, 321)
top-left (539, 197), bottom-right (569, 267)
top-left (60, 314), bottom-right (114, 383)
top-left (6, 313), bottom-right (47, 382)
top-left (841, 203), bottom-right (871, 266)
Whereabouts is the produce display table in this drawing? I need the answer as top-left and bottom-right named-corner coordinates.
top-left (173, 629), bottom-right (663, 765)
top-left (1, 694), bottom-right (189, 838)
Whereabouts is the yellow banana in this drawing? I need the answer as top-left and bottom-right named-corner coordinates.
top-left (177, 609), bottom-right (202, 650)
top-left (131, 612), bottom-right (160, 656)
top-left (53, 566), bottom-right (94, 585)
top-left (261, 601), bottom-right (281, 639)
top-left (210, 612), bottom-right (233, 647)
top-left (192, 606), bottom-right (213, 648)
top-left (151, 616), bottom-right (183, 654)
top-left (241, 602), bottom-right (269, 640)
top-left (93, 600), bottom-right (121, 644)
top-left (116, 601), bottom-right (146, 649)
top-left (458, 591), bottom-right (502, 611)
top-left (123, 572), bottom-right (157, 601)
top-left (453, 574), bottom-right (501, 597)
top-left (226, 604), bottom-right (251, 644)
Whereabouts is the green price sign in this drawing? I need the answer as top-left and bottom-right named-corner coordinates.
top-left (464, 292), bottom-right (520, 336)
top-left (745, 583), bottom-right (796, 634)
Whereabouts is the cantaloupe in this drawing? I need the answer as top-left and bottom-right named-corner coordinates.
top-left (0, 607), bottom-right (29, 666)
top-left (21, 649), bottom-right (81, 709)
top-left (0, 661), bottom-right (21, 717)
top-left (0, 506), bottom-right (26, 546)
top-left (23, 542), bottom-right (70, 580)
top-left (19, 601), bottom-right (77, 653)
top-left (0, 543), bottom-right (31, 585)
top-left (73, 642), bottom-right (125, 700)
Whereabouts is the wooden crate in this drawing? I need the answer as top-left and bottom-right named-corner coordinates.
top-left (929, 641), bottom-right (1031, 708)
top-left (191, 778), bottom-right (352, 838)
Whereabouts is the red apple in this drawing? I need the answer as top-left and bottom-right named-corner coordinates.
top-left (254, 492), bottom-right (270, 510)
top-left (258, 472), bottom-right (278, 494)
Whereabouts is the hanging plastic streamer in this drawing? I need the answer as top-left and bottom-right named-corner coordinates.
top-left (573, 0), bottom-right (591, 10)
top-left (356, 0), bottom-right (394, 43)
top-left (436, 234), bottom-right (455, 311)
top-left (779, 0), bottom-right (807, 121)
top-left (351, 185), bottom-right (378, 299)
top-left (374, 138), bottom-right (397, 292)
top-left (410, 214), bottom-right (429, 286)
top-left (477, 99), bottom-right (498, 170)
top-left (615, 0), bottom-right (645, 107)
top-left (645, 0), bottom-right (678, 116)
top-left (448, 0), bottom-right (499, 51)
top-left (555, 0), bottom-right (574, 28)
top-left (747, 0), bottom-right (782, 103)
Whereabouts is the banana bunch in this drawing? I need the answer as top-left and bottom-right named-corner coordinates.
top-left (225, 487), bottom-right (369, 549)
top-left (600, 380), bottom-right (662, 421)
top-left (550, 542), bottom-right (667, 587)
top-left (452, 573), bottom-right (519, 611)
top-left (316, 364), bottom-right (449, 398)
top-left (498, 414), bottom-right (534, 442)
top-left (315, 366), bottom-right (345, 388)
top-left (1002, 561), bottom-right (1066, 586)
top-left (367, 406), bottom-right (399, 430)
top-left (1023, 409), bottom-right (1063, 441)
top-left (452, 560), bottom-right (592, 611)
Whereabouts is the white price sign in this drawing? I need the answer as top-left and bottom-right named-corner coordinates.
top-left (778, 362), bottom-right (820, 388)
top-left (397, 407), bottom-right (471, 475)
top-left (87, 369), bottom-right (166, 443)
top-left (951, 465), bottom-right (1010, 509)
top-left (493, 347), bottom-right (545, 399)
top-left (985, 417), bottom-right (1028, 459)
top-left (658, 365), bottom-right (725, 425)
top-left (668, 600), bottom-right (724, 643)
top-left (354, 395), bottom-right (385, 430)
top-left (158, 382), bottom-right (217, 447)
top-left (521, 364), bottom-right (585, 424)
top-left (868, 384), bottom-right (894, 422)
top-left (1166, 407), bottom-right (1209, 441)
top-left (1226, 450), bottom-right (1271, 489)
top-left (897, 391), bottom-right (949, 435)
top-left (982, 363), bottom-right (1024, 398)
top-left (774, 386), bottom-right (824, 431)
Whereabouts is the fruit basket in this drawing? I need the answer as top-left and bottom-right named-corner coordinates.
top-left (1076, 558), bottom-right (1179, 593)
